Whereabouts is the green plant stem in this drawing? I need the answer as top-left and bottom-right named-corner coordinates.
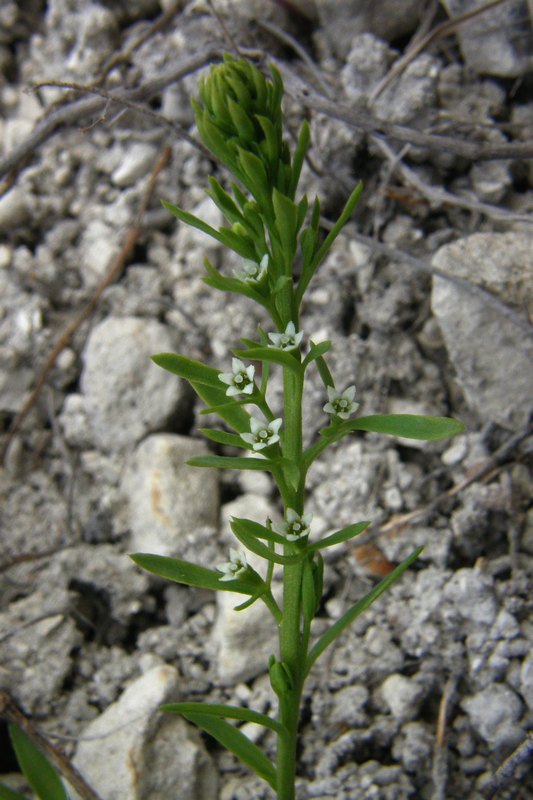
top-left (276, 365), bottom-right (306, 799)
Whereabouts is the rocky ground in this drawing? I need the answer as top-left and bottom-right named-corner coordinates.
top-left (0, 1), bottom-right (532, 798)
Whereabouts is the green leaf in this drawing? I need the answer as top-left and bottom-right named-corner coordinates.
top-left (162, 702), bottom-right (285, 736)
top-left (302, 340), bottom-right (332, 370)
top-left (190, 381), bottom-right (251, 433)
top-left (130, 553), bottom-right (260, 595)
top-left (230, 517), bottom-right (287, 546)
top-left (199, 428), bottom-right (249, 448)
top-left (161, 200), bottom-right (256, 260)
top-left (0, 783), bottom-right (29, 800)
top-left (272, 188), bottom-right (298, 263)
top-left (231, 522), bottom-right (304, 566)
top-left (207, 177), bottom-right (244, 226)
top-left (8, 726), bottom-right (68, 800)
top-left (151, 353), bottom-right (221, 388)
top-left (188, 455), bottom-right (275, 472)
top-left (296, 181), bottom-right (363, 304)
top-left (289, 119), bottom-right (310, 199)
top-left (180, 713), bottom-right (277, 790)
top-left (314, 353), bottom-right (335, 389)
top-left (342, 414), bottom-right (466, 441)
top-left (234, 346), bottom-right (303, 376)
top-left (305, 546), bottom-right (423, 676)
top-left (308, 521), bottom-right (371, 553)
top-left (313, 181), bottom-right (363, 268)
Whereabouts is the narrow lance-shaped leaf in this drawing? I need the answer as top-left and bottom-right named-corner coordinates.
top-left (188, 454), bottom-right (276, 472)
top-left (162, 702), bottom-right (285, 736)
top-left (307, 521), bottom-right (371, 553)
top-left (339, 414), bottom-right (466, 441)
top-left (8, 725), bottom-right (68, 800)
top-left (130, 553), bottom-right (261, 596)
top-left (181, 713), bottom-right (277, 790)
top-left (305, 546), bottom-right (424, 676)
top-left (151, 353), bottom-right (221, 388)
top-left (231, 522), bottom-right (304, 566)
top-left (162, 201), bottom-right (255, 260)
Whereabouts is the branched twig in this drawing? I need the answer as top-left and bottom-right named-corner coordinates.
top-left (481, 733), bottom-right (533, 799)
top-left (320, 222), bottom-right (533, 339)
top-left (0, 691), bottom-right (103, 800)
top-left (372, 136), bottom-right (532, 225)
top-left (378, 421), bottom-right (533, 536)
top-left (280, 63), bottom-right (533, 162)
top-left (369, 0), bottom-right (513, 103)
top-left (0, 48), bottom-right (219, 187)
top-left (1, 146), bottom-right (171, 460)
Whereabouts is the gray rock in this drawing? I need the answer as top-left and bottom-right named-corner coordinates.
top-left (392, 721), bottom-right (433, 773)
top-left (0, 186), bottom-right (29, 231)
top-left (0, 588), bottom-right (82, 714)
top-left (443, 568), bottom-right (498, 627)
top-left (470, 160), bottom-right (512, 203)
top-left (381, 673), bottom-right (426, 721)
top-left (111, 143), bottom-right (158, 187)
top-left (316, 0), bottom-right (423, 57)
top-left (123, 433), bottom-right (219, 557)
top-left (439, 0), bottom-right (532, 77)
top-left (462, 683), bottom-right (524, 749)
top-left (80, 317), bottom-right (185, 451)
top-left (70, 665), bottom-right (218, 800)
top-left (431, 232), bottom-right (533, 430)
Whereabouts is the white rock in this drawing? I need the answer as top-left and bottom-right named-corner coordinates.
top-left (439, 0), bottom-right (532, 78)
top-left (381, 673), bottom-right (425, 721)
top-left (70, 665), bottom-right (218, 800)
top-left (0, 186), bottom-right (29, 231)
top-left (443, 568), bottom-right (497, 627)
top-left (212, 588), bottom-right (279, 686)
top-left (80, 317), bottom-right (183, 451)
top-left (431, 232), bottom-right (533, 430)
top-left (80, 219), bottom-right (120, 287)
top-left (123, 433), bottom-right (219, 556)
top-left (112, 144), bottom-right (158, 187)
top-left (520, 653), bottom-right (533, 711)
top-left (462, 683), bottom-right (524, 749)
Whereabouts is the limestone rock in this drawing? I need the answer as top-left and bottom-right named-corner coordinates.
top-left (431, 232), bottom-right (533, 430)
top-left (71, 665), bottom-right (218, 800)
top-left (80, 317), bottom-right (185, 451)
top-left (123, 433), bottom-right (219, 557)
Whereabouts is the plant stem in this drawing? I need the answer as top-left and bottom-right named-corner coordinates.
top-left (275, 365), bottom-right (305, 798)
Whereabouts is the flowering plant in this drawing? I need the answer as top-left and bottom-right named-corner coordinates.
top-left (131, 55), bottom-right (465, 799)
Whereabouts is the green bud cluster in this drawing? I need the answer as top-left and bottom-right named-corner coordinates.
top-left (193, 54), bottom-right (293, 205)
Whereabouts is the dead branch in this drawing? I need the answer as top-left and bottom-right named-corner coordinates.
top-left (280, 63), bottom-right (533, 162)
top-left (1, 145), bottom-right (171, 460)
top-left (481, 733), bottom-right (533, 798)
top-left (378, 421), bottom-right (533, 537)
top-left (0, 47), bottom-right (219, 188)
top-left (319, 222), bottom-right (533, 339)
top-left (0, 691), bottom-right (103, 800)
top-left (369, 0), bottom-right (513, 104)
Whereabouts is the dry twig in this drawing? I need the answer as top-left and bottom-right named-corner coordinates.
top-left (369, 0), bottom-right (513, 104)
top-left (481, 733), bottom-right (533, 799)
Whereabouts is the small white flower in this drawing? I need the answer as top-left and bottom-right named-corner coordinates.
top-left (240, 416), bottom-right (282, 451)
top-left (268, 321), bottom-right (303, 351)
top-left (218, 358), bottom-right (255, 397)
top-left (217, 548), bottom-right (248, 582)
top-left (323, 385), bottom-right (359, 420)
top-left (272, 508), bottom-right (313, 542)
top-left (234, 254), bottom-right (269, 283)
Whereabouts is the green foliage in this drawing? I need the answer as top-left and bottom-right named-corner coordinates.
top-left (7, 726), bottom-right (68, 800)
top-left (134, 55), bottom-right (466, 800)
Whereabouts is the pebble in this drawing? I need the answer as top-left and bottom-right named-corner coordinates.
top-left (462, 683), bottom-right (524, 749)
top-left (111, 143), bottom-right (158, 187)
top-left (80, 316), bottom-right (184, 451)
top-left (123, 433), bottom-right (219, 557)
top-left (71, 665), bottom-right (218, 800)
